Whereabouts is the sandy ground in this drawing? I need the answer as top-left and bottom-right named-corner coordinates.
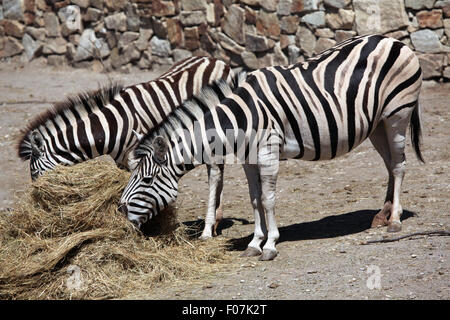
top-left (0, 60), bottom-right (448, 300)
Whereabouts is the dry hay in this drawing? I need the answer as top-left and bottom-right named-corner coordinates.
top-left (0, 159), bottom-right (230, 299)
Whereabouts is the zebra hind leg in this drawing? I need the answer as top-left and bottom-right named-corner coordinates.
top-left (240, 164), bottom-right (267, 257)
top-left (369, 122), bottom-right (394, 228)
top-left (384, 112), bottom-right (411, 233)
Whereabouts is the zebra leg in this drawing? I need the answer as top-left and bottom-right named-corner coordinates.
top-left (383, 112), bottom-right (411, 232)
top-left (240, 164), bottom-right (267, 257)
top-left (200, 164), bottom-right (225, 239)
top-left (258, 147), bottom-right (280, 261)
top-left (369, 122), bottom-right (394, 228)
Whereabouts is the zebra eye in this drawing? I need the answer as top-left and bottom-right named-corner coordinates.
top-left (141, 176), bottom-right (153, 184)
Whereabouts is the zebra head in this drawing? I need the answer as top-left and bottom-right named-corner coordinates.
top-left (28, 130), bottom-right (56, 180)
top-left (119, 135), bottom-right (179, 230)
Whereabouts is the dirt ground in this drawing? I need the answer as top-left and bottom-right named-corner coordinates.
top-left (0, 59), bottom-right (448, 300)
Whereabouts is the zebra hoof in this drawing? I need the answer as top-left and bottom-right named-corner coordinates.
top-left (387, 221), bottom-right (402, 233)
top-left (199, 234), bottom-right (212, 241)
top-left (371, 202), bottom-right (391, 228)
top-left (259, 249), bottom-right (277, 261)
top-left (240, 247), bottom-right (262, 257)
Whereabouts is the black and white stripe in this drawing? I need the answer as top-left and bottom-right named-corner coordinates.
top-left (17, 56), bottom-right (232, 178)
top-left (120, 35), bottom-right (424, 259)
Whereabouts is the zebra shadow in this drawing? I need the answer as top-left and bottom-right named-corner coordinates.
top-left (226, 209), bottom-right (416, 251)
top-left (180, 217), bottom-right (251, 238)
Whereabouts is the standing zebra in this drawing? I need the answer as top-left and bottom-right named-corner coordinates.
top-left (17, 56), bottom-right (232, 235)
top-left (119, 35), bottom-right (424, 260)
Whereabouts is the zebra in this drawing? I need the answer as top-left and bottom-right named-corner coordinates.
top-left (16, 56), bottom-right (232, 236)
top-left (119, 35), bottom-right (424, 260)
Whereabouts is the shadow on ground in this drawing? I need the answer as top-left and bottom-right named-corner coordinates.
top-left (226, 209), bottom-right (416, 251)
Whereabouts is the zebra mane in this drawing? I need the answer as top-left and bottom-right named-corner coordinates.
top-left (133, 71), bottom-right (247, 160)
top-left (17, 82), bottom-right (124, 161)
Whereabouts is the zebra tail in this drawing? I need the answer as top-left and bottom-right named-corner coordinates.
top-left (410, 101), bottom-right (425, 163)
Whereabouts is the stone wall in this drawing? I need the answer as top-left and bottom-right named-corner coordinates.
top-left (1, 0), bottom-right (449, 79)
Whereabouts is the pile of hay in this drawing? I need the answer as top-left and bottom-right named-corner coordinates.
top-left (0, 159), bottom-right (230, 299)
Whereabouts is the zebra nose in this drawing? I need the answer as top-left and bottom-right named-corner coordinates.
top-left (118, 203), bottom-right (128, 216)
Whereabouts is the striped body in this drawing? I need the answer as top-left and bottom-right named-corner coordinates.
top-left (121, 35), bottom-right (424, 258)
top-left (17, 56), bottom-right (232, 178)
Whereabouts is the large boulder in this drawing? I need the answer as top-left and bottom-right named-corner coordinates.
top-left (354, 0), bottom-right (409, 34)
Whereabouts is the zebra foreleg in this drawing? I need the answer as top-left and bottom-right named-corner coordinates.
top-left (200, 164), bottom-right (225, 239)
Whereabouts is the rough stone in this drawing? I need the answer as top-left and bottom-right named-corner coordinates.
top-left (152, 0), bottom-right (176, 17)
top-left (280, 34), bottom-right (295, 49)
top-left (42, 37), bottom-right (67, 55)
top-left (3, 0), bottom-right (25, 21)
top-left (277, 0), bottom-right (292, 16)
top-left (256, 11), bottom-right (280, 39)
top-left (172, 48), bottom-right (193, 62)
top-left (58, 5), bottom-right (82, 36)
top-left (324, 0), bottom-right (351, 9)
top-left (258, 52), bottom-right (274, 68)
top-left (126, 3), bottom-right (141, 32)
top-left (280, 15), bottom-right (300, 34)
top-left (105, 0), bottom-right (127, 11)
top-left (417, 10), bottom-right (444, 29)
top-left (181, 0), bottom-right (207, 11)
top-left (71, 0), bottom-right (89, 8)
top-left (222, 5), bottom-right (245, 45)
top-left (444, 19), bottom-right (450, 38)
top-left (136, 50), bottom-right (152, 69)
top-left (288, 44), bottom-right (300, 64)
top-left (0, 36), bottom-right (24, 57)
top-left (25, 26), bottom-right (46, 41)
top-left (418, 53), bottom-right (445, 78)
top-left (47, 54), bottom-right (66, 66)
top-left (43, 12), bottom-right (60, 37)
top-left (84, 7), bottom-right (103, 22)
top-left (122, 44), bottom-right (141, 64)
top-left (105, 12), bottom-right (127, 32)
top-left (301, 11), bottom-right (326, 28)
top-left (405, 0), bottom-right (435, 10)
top-left (411, 29), bottom-right (443, 53)
top-left (218, 32), bottom-right (245, 54)
top-left (180, 11), bottom-right (206, 26)
top-left (22, 32), bottom-right (42, 60)
top-left (184, 27), bottom-right (200, 50)
top-left (245, 33), bottom-right (274, 52)
top-left (167, 18), bottom-right (183, 46)
top-left (315, 28), bottom-right (334, 38)
top-left (152, 18), bottom-right (168, 39)
top-left (118, 32), bottom-right (140, 50)
top-left (335, 30), bottom-right (356, 42)
top-left (90, 0), bottom-right (104, 10)
top-left (135, 29), bottom-right (153, 51)
top-left (354, 0), bottom-right (409, 34)
top-left (385, 30), bottom-right (409, 40)
top-left (274, 42), bottom-right (289, 66)
top-left (206, 3), bottom-right (216, 25)
top-left (241, 51), bottom-right (259, 70)
top-left (260, 0), bottom-right (279, 12)
top-left (443, 65), bottom-right (450, 78)
top-left (295, 25), bottom-right (316, 57)
top-left (291, 0), bottom-right (320, 13)
top-left (74, 29), bottom-right (109, 61)
top-left (150, 36), bottom-right (171, 57)
top-left (314, 37), bottom-right (336, 54)
top-left (1, 20), bottom-right (25, 38)
top-left (326, 9), bottom-right (354, 30)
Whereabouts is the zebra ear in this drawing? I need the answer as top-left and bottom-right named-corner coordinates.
top-left (30, 130), bottom-right (45, 157)
top-left (132, 130), bottom-right (144, 142)
top-left (152, 136), bottom-right (168, 164)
